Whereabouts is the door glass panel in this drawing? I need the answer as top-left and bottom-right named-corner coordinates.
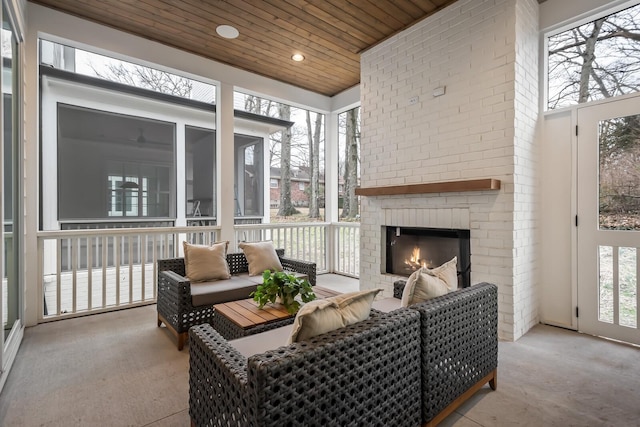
top-left (618, 246), bottom-right (637, 328)
top-left (185, 126), bottom-right (215, 221)
top-left (598, 114), bottom-right (640, 230)
top-left (244, 145), bottom-right (257, 215)
top-left (234, 134), bottom-right (263, 218)
top-left (2, 3), bottom-right (19, 344)
top-left (598, 245), bottom-right (614, 323)
top-left (598, 114), bottom-right (640, 329)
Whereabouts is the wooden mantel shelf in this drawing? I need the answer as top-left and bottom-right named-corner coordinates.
top-left (355, 178), bottom-right (501, 196)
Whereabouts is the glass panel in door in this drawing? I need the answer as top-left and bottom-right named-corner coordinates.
top-left (597, 114), bottom-right (640, 329)
top-left (185, 126), bottom-right (215, 224)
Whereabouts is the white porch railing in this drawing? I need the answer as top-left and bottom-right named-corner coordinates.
top-left (332, 222), bottom-right (360, 278)
top-left (233, 222), bottom-right (360, 277)
top-left (37, 222), bottom-right (360, 321)
top-left (37, 226), bottom-right (220, 322)
top-left (234, 223), bottom-right (329, 272)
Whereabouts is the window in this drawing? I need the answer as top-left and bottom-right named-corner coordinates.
top-left (547, 3), bottom-right (640, 109)
top-left (57, 105), bottom-right (175, 221)
top-left (270, 179), bottom-right (278, 188)
top-left (234, 91), bottom-right (325, 220)
top-left (107, 175), bottom-right (142, 217)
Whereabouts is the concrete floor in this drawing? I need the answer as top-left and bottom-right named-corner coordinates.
top-left (1, 274), bottom-right (639, 426)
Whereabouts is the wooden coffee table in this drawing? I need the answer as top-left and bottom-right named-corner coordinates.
top-left (211, 286), bottom-right (340, 340)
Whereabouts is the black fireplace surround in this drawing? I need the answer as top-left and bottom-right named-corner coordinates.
top-left (384, 226), bottom-right (471, 288)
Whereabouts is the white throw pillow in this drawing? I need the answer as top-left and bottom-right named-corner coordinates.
top-left (183, 241), bottom-right (231, 282)
top-left (400, 256), bottom-right (457, 307)
top-left (238, 241), bottom-right (284, 276)
top-left (288, 288), bottom-right (382, 343)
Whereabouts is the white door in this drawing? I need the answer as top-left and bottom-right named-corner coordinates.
top-left (577, 96), bottom-right (640, 345)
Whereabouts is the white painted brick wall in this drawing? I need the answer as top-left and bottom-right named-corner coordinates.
top-left (512, 0), bottom-right (540, 340)
top-left (360, 0), bottom-right (539, 342)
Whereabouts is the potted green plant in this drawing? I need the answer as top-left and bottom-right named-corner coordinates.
top-left (251, 270), bottom-right (316, 314)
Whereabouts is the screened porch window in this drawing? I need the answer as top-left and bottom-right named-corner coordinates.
top-left (57, 104), bottom-right (175, 221)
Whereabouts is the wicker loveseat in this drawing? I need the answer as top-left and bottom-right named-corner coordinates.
top-left (410, 282), bottom-right (498, 426)
top-left (189, 308), bottom-right (422, 427)
top-left (377, 281), bottom-right (498, 426)
top-left (157, 249), bottom-right (316, 350)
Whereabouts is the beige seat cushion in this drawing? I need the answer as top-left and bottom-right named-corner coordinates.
top-left (238, 241), bottom-right (283, 276)
top-left (183, 241), bottom-right (231, 282)
top-left (288, 288), bottom-right (382, 343)
top-left (231, 324), bottom-right (294, 357)
top-left (372, 297), bottom-right (402, 313)
top-left (400, 256), bottom-right (457, 307)
top-left (190, 275), bottom-right (258, 306)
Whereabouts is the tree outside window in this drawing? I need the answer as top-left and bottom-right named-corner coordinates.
top-left (548, 3), bottom-right (640, 109)
top-left (338, 106), bottom-right (360, 221)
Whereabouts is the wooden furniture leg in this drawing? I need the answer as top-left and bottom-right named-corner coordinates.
top-left (158, 312), bottom-right (188, 350)
top-left (424, 369), bottom-right (498, 427)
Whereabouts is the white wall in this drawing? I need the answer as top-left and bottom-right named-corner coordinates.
top-left (539, 110), bottom-right (575, 328)
top-left (513, 0), bottom-right (541, 341)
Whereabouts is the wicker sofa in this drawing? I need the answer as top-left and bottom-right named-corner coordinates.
top-left (188, 282), bottom-right (498, 426)
top-left (189, 308), bottom-right (422, 427)
top-left (157, 249), bottom-right (316, 350)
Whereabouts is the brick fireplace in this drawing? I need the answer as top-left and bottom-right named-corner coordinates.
top-left (359, 200), bottom-right (506, 291)
top-left (358, 0), bottom-right (540, 341)
top-left (358, 191), bottom-right (522, 342)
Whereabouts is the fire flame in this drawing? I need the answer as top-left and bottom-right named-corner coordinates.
top-left (404, 246), bottom-right (427, 270)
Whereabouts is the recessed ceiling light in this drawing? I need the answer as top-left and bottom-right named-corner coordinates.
top-left (216, 25), bottom-right (239, 39)
top-left (291, 53), bottom-right (305, 62)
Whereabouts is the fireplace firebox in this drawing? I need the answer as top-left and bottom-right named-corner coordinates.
top-left (383, 226), bottom-right (471, 288)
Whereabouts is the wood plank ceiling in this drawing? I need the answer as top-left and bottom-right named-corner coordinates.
top-left (29, 0), bottom-right (460, 96)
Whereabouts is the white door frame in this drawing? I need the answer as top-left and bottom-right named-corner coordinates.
top-left (576, 94), bottom-right (640, 345)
